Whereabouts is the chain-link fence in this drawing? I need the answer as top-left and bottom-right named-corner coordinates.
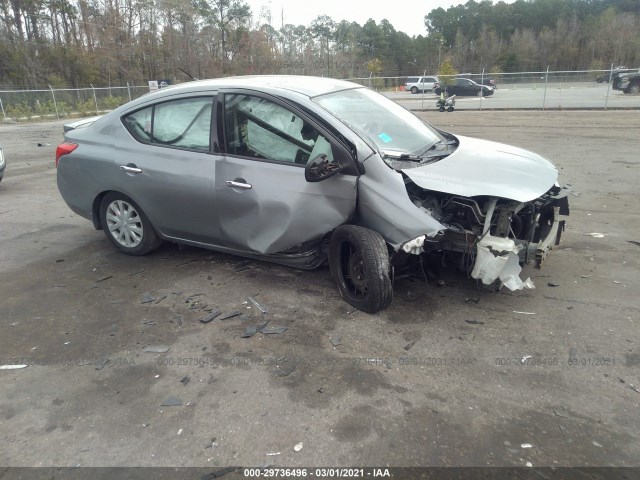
top-left (0, 84), bottom-right (150, 122)
top-left (1, 67), bottom-right (639, 121)
top-left (349, 66), bottom-right (640, 111)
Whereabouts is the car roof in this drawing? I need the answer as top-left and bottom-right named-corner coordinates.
top-left (147, 75), bottom-right (362, 99)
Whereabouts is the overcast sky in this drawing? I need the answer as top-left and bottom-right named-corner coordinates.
top-left (249, 0), bottom-right (515, 37)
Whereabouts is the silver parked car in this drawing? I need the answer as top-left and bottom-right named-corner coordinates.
top-left (405, 76), bottom-right (439, 94)
top-left (56, 76), bottom-right (569, 313)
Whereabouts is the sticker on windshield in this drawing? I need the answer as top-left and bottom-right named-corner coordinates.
top-left (378, 132), bottom-right (392, 143)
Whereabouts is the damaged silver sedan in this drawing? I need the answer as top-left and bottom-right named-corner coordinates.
top-left (56, 76), bottom-right (569, 313)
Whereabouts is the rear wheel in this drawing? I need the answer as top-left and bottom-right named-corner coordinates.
top-left (329, 225), bottom-right (393, 313)
top-left (99, 192), bottom-right (162, 255)
top-left (627, 82), bottom-right (640, 94)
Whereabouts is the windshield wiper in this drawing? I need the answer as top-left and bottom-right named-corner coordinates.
top-left (383, 152), bottom-right (422, 162)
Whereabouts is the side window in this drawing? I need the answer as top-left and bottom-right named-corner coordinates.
top-left (224, 94), bottom-right (334, 165)
top-left (123, 97), bottom-right (213, 151)
top-left (123, 106), bottom-right (152, 142)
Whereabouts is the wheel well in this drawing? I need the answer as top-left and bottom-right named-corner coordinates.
top-left (92, 190), bottom-right (114, 230)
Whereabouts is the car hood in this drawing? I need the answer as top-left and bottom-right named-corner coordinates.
top-left (400, 135), bottom-right (558, 202)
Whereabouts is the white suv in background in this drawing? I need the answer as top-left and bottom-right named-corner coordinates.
top-left (405, 76), bottom-right (439, 94)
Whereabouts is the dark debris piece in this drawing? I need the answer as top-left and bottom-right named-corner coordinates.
top-left (201, 467), bottom-right (239, 480)
top-left (547, 282), bottom-right (560, 287)
top-left (160, 396), bottom-right (183, 407)
top-left (199, 311), bottom-right (221, 324)
top-left (627, 241), bottom-right (640, 247)
top-left (96, 275), bottom-right (112, 283)
top-left (465, 297), bottom-right (480, 304)
top-left (180, 376), bottom-right (190, 386)
top-left (465, 320), bottom-right (485, 325)
top-left (175, 314), bottom-right (183, 327)
top-left (330, 336), bottom-right (342, 347)
top-left (141, 320), bottom-right (157, 325)
top-left (218, 311), bottom-right (242, 321)
top-left (404, 341), bottom-right (416, 350)
top-left (261, 326), bottom-right (287, 335)
top-left (155, 295), bottom-right (168, 304)
top-left (141, 293), bottom-right (155, 304)
top-left (241, 326), bottom-right (258, 338)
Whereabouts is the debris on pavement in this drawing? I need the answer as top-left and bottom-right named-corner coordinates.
top-left (592, 441), bottom-right (603, 447)
top-left (248, 296), bottom-right (268, 314)
top-left (0, 364), bottom-right (28, 370)
top-left (513, 311), bottom-right (536, 315)
top-left (96, 275), bottom-right (112, 283)
top-left (465, 320), bottom-right (485, 325)
top-left (141, 320), bottom-right (157, 325)
top-left (175, 314), bottom-right (183, 327)
top-left (266, 452), bottom-right (281, 456)
top-left (201, 467), bottom-right (238, 479)
top-left (627, 240), bottom-right (640, 247)
top-left (404, 341), bottom-right (416, 350)
top-left (521, 356), bottom-right (532, 364)
top-left (294, 442), bottom-right (303, 452)
top-left (144, 345), bottom-right (170, 353)
top-left (95, 359), bottom-right (109, 370)
top-left (525, 462), bottom-right (533, 467)
top-left (521, 443), bottom-right (532, 449)
top-left (261, 326), bottom-right (287, 335)
top-left (180, 376), bottom-right (190, 386)
top-left (200, 311), bottom-right (221, 324)
top-left (547, 282), bottom-right (560, 287)
top-left (241, 326), bottom-right (258, 338)
top-left (141, 293), bottom-right (155, 304)
top-left (155, 295), bottom-right (167, 304)
top-left (219, 311), bottom-right (242, 321)
top-left (584, 233), bottom-right (605, 238)
top-left (553, 408), bottom-right (568, 418)
top-left (465, 297), bottom-right (480, 304)
top-left (581, 274), bottom-right (591, 278)
top-left (627, 385), bottom-right (640, 394)
top-left (330, 336), bottom-right (342, 347)
top-left (160, 396), bottom-right (183, 407)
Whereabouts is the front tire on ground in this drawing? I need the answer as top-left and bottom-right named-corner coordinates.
top-left (99, 192), bottom-right (162, 255)
top-left (328, 225), bottom-right (393, 313)
top-left (410, 86), bottom-right (418, 94)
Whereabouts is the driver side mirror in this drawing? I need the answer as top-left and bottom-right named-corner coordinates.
top-left (305, 154), bottom-right (343, 182)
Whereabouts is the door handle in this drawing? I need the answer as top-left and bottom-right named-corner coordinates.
top-left (120, 165), bottom-right (142, 174)
top-left (225, 180), bottom-right (252, 190)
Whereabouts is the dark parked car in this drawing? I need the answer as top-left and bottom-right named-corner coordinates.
top-left (56, 76), bottom-right (568, 313)
top-left (456, 73), bottom-right (496, 89)
top-left (434, 78), bottom-right (494, 97)
top-left (612, 69), bottom-right (640, 94)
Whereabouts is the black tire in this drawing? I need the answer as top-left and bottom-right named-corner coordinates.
top-left (99, 192), bottom-right (162, 255)
top-left (434, 88), bottom-right (442, 96)
top-left (448, 106), bottom-right (454, 112)
top-left (410, 86), bottom-right (418, 94)
top-left (328, 225), bottom-right (393, 313)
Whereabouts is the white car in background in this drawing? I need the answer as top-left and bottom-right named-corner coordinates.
top-left (405, 76), bottom-right (439, 94)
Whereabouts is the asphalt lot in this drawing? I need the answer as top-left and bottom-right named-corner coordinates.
top-left (1, 111), bottom-right (639, 472)
top-left (387, 82), bottom-right (640, 110)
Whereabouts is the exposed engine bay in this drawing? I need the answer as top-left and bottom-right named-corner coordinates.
top-left (401, 178), bottom-right (570, 290)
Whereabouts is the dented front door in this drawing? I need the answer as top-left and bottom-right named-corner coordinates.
top-left (215, 91), bottom-right (357, 255)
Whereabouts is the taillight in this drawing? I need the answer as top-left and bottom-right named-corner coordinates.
top-left (55, 143), bottom-right (78, 167)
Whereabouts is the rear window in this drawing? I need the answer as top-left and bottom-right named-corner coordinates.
top-left (406, 77), bottom-right (419, 83)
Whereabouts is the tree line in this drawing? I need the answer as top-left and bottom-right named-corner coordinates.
top-left (0, 0), bottom-right (638, 89)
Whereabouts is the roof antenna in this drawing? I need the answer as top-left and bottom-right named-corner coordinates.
top-left (178, 68), bottom-right (198, 81)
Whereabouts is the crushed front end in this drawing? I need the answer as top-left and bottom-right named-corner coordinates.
top-left (401, 180), bottom-right (570, 290)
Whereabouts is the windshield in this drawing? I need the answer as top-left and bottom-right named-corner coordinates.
top-left (312, 88), bottom-right (443, 157)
